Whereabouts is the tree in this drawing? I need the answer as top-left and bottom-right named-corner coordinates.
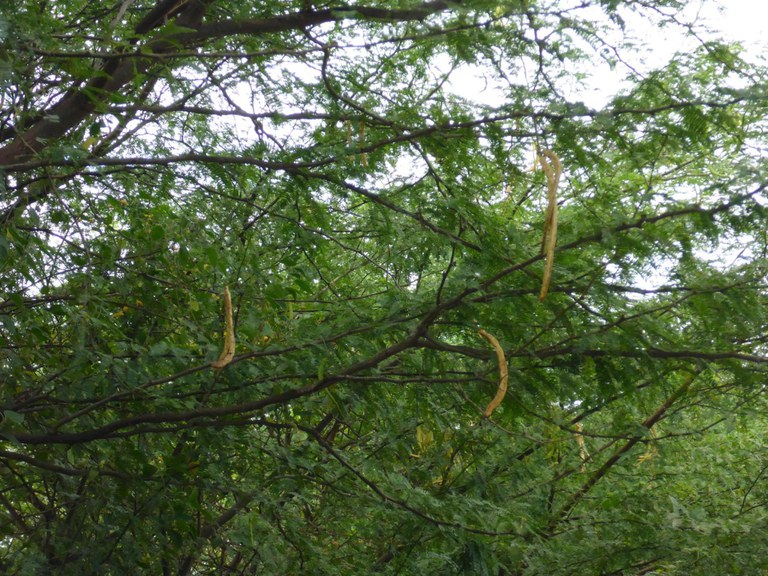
top-left (1, 0), bottom-right (767, 573)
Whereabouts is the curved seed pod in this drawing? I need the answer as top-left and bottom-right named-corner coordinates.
top-left (211, 286), bottom-right (235, 370)
top-left (478, 329), bottom-right (508, 417)
top-left (538, 149), bottom-right (562, 300)
top-left (575, 422), bottom-right (590, 471)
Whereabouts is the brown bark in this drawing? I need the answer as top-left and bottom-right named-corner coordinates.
top-left (0, 1), bottom-right (451, 169)
top-left (0, 0), bottom-right (213, 168)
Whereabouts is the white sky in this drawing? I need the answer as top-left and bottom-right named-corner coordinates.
top-left (693, 0), bottom-right (767, 51)
top-left (575, 0), bottom-right (767, 107)
top-left (445, 0), bottom-right (767, 109)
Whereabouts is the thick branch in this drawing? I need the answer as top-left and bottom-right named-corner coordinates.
top-left (186, 2), bottom-right (451, 41)
top-left (548, 371), bottom-right (697, 532)
top-left (8, 333), bottom-right (420, 446)
top-left (0, 1), bottom-right (452, 169)
top-left (0, 0), bottom-right (210, 168)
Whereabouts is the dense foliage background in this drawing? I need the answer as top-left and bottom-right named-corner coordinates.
top-left (1, 0), bottom-right (767, 574)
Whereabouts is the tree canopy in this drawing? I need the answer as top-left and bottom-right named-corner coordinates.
top-left (1, 0), bottom-right (768, 574)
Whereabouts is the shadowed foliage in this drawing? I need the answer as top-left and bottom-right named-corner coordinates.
top-left (1, 1), bottom-right (768, 574)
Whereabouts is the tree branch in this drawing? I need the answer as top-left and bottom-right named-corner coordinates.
top-left (548, 371), bottom-right (697, 532)
top-left (0, 2), bottom-right (453, 170)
